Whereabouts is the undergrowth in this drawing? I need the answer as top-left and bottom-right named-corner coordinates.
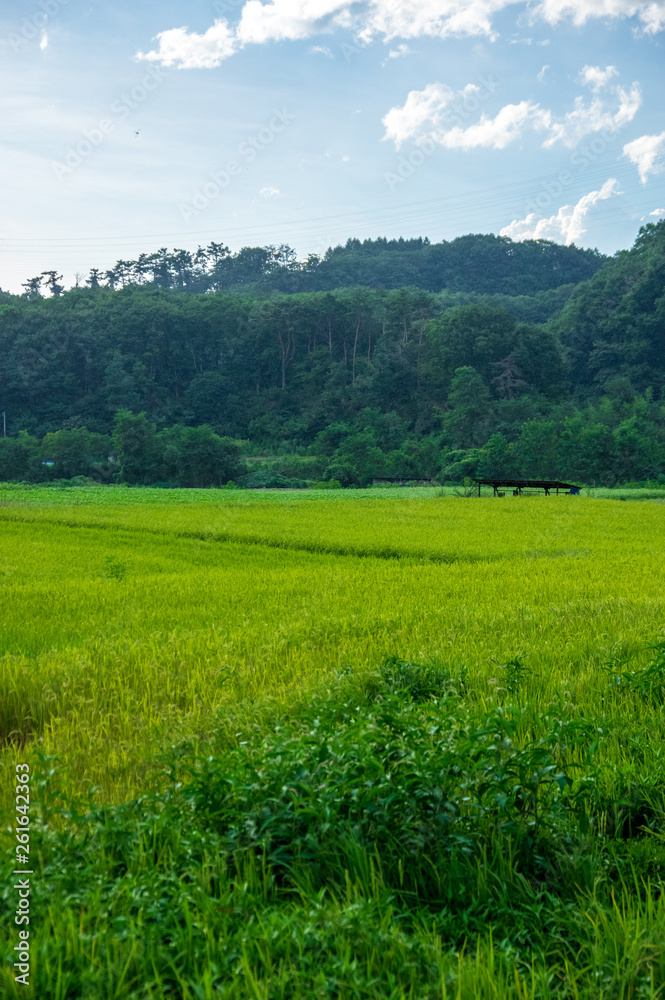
top-left (3, 657), bottom-right (665, 998)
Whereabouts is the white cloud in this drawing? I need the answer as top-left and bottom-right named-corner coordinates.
top-left (623, 131), bottom-right (665, 182)
top-left (542, 83), bottom-right (641, 147)
top-left (437, 101), bottom-right (547, 150)
top-left (383, 74), bottom-right (640, 151)
top-left (500, 178), bottom-right (622, 244)
top-left (382, 83), bottom-right (547, 150)
top-left (259, 185), bottom-right (281, 197)
top-left (136, 19), bottom-right (237, 69)
top-left (39, 31), bottom-right (48, 51)
top-left (382, 82), bottom-right (458, 148)
top-left (310, 43), bottom-right (334, 55)
top-left (236, 0), bottom-right (348, 44)
top-left (536, 0), bottom-right (665, 33)
top-left (137, 1), bottom-right (665, 68)
top-left (537, 64), bottom-right (549, 82)
top-left (386, 42), bottom-right (412, 58)
top-left (578, 64), bottom-right (618, 90)
top-left (649, 207), bottom-right (665, 217)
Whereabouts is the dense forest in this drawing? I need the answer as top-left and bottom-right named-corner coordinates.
top-left (1, 226), bottom-right (664, 487)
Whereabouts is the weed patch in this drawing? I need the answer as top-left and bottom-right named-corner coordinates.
top-left (3, 670), bottom-right (664, 999)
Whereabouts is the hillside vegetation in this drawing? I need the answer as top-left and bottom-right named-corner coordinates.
top-left (0, 224), bottom-right (664, 486)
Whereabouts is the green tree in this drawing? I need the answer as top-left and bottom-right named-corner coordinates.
top-left (0, 431), bottom-right (41, 481)
top-left (112, 410), bottom-right (160, 485)
top-left (102, 353), bottom-right (143, 418)
top-left (159, 424), bottom-right (243, 487)
top-left (443, 367), bottom-right (493, 449)
top-left (476, 433), bottom-right (519, 479)
top-left (559, 417), bottom-right (615, 484)
top-left (329, 430), bottom-right (386, 485)
top-left (40, 428), bottom-right (112, 480)
top-left (612, 416), bottom-right (664, 483)
top-left (514, 420), bottom-right (561, 479)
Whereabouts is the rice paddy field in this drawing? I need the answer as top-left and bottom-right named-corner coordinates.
top-left (1, 485), bottom-right (665, 999)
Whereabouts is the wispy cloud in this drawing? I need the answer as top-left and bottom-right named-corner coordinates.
top-left (541, 83), bottom-right (641, 148)
top-left (259, 185), bottom-right (281, 197)
top-left (500, 178), bottom-right (622, 244)
top-left (623, 131), bottom-right (665, 182)
top-left (386, 43), bottom-right (412, 59)
top-left (537, 64), bottom-right (549, 82)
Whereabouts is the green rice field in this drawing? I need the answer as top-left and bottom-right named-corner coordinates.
top-left (1, 486), bottom-right (665, 998)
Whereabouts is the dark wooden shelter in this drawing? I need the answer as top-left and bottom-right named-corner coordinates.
top-left (474, 479), bottom-right (580, 497)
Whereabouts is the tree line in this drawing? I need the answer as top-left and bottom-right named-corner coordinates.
top-left (0, 224), bottom-right (663, 487)
top-left (0, 413), bottom-right (243, 489)
top-left (15, 233), bottom-right (604, 298)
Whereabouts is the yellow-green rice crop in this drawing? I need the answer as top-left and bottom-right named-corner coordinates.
top-left (2, 488), bottom-right (665, 999)
top-left (0, 492), bottom-right (664, 803)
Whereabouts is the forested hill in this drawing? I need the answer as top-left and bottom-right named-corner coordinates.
top-left (0, 224), bottom-right (663, 488)
top-left (550, 221), bottom-right (665, 395)
top-left (13, 233), bottom-right (605, 298)
top-left (270, 235), bottom-right (604, 295)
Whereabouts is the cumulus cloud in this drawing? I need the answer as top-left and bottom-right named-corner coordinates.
top-left (436, 101), bottom-right (546, 150)
top-left (382, 82), bottom-right (463, 148)
top-left (137, 1), bottom-right (665, 68)
top-left (623, 131), bottom-right (665, 182)
top-left (650, 207), bottom-right (665, 217)
top-left (500, 178), bottom-right (622, 244)
top-left (383, 73), bottom-right (640, 151)
top-left (578, 64), bottom-right (618, 89)
top-left (382, 81), bottom-right (542, 150)
top-left (136, 19), bottom-right (237, 68)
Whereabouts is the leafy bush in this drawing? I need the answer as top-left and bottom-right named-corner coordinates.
top-left (240, 470), bottom-right (309, 488)
top-left (604, 641), bottom-right (665, 703)
top-left (4, 661), bottom-right (662, 999)
top-left (376, 654), bottom-right (467, 700)
top-left (312, 478), bottom-right (343, 490)
top-left (178, 685), bottom-right (597, 898)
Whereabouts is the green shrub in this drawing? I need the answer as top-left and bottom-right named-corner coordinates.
top-left (604, 641), bottom-right (665, 703)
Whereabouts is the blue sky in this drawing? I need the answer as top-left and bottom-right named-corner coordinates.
top-left (1, 0), bottom-right (664, 291)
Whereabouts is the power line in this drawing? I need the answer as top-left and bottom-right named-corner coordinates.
top-left (0, 151), bottom-right (656, 254)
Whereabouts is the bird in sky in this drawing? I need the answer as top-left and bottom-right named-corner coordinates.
top-left (133, 130), bottom-right (140, 137)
